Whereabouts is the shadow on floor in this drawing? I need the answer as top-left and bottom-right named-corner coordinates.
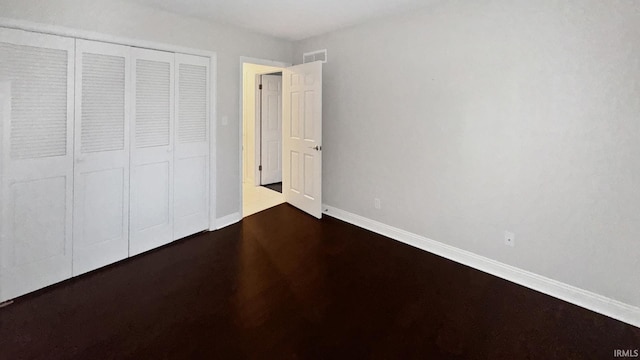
top-left (262, 182), bottom-right (282, 193)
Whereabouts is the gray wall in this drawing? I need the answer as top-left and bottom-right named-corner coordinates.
top-left (295, 0), bottom-right (640, 307)
top-left (0, 0), bottom-right (293, 218)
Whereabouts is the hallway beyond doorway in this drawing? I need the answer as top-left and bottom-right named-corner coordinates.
top-left (243, 182), bottom-right (284, 217)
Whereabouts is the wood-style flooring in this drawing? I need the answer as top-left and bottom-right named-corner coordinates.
top-left (1, 204), bottom-right (638, 359)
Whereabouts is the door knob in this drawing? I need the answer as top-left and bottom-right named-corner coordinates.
top-left (308, 145), bottom-right (322, 151)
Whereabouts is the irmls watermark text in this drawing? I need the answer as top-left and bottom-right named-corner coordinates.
top-left (614, 349), bottom-right (639, 358)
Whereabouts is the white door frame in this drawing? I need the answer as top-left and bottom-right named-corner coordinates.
top-left (238, 56), bottom-right (290, 217)
top-left (0, 18), bottom-right (218, 232)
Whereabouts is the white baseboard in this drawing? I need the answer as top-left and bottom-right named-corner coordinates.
top-left (322, 204), bottom-right (640, 329)
top-left (215, 212), bottom-right (242, 230)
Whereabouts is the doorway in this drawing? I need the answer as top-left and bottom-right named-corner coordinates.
top-left (239, 57), bottom-right (324, 219)
top-left (240, 59), bottom-right (287, 217)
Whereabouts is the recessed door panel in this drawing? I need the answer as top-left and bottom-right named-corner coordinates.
top-left (290, 92), bottom-right (300, 139)
top-left (12, 177), bottom-right (67, 266)
top-left (79, 169), bottom-right (124, 245)
top-left (175, 156), bottom-right (207, 215)
top-left (133, 162), bottom-right (170, 230)
top-left (304, 91), bottom-right (315, 141)
top-left (303, 154), bottom-right (315, 200)
top-left (290, 151), bottom-right (300, 193)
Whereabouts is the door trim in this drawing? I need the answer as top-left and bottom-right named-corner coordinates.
top-left (256, 73), bottom-right (262, 186)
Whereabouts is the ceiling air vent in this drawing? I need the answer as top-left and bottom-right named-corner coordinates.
top-left (303, 49), bottom-right (327, 64)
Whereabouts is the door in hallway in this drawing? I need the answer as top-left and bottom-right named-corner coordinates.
top-left (260, 74), bottom-right (282, 185)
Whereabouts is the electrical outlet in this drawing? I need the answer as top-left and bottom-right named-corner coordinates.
top-left (374, 198), bottom-right (381, 210)
top-left (504, 231), bottom-right (515, 247)
top-left (221, 115), bottom-right (229, 126)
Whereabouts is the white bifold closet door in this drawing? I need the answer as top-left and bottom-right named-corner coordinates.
top-left (129, 48), bottom-right (175, 256)
top-left (173, 54), bottom-right (210, 240)
top-left (0, 29), bottom-right (75, 302)
top-left (72, 40), bottom-right (131, 275)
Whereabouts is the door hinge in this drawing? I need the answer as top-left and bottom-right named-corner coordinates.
top-left (259, 84), bottom-right (263, 90)
top-left (259, 165), bottom-right (262, 171)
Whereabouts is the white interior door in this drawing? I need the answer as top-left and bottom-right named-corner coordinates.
top-left (260, 74), bottom-right (282, 185)
top-left (130, 48), bottom-right (175, 256)
top-left (72, 40), bottom-right (131, 275)
top-left (282, 61), bottom-right (323, 218)
top-left (0, 29), bottom-right (75, 302)
top-left (173, 53), bottom-right (209, 240)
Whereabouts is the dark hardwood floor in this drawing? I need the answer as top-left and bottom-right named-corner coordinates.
top-left (1, 204), bottom-right (638, 359)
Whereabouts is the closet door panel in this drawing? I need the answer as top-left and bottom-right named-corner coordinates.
top-left (174, 54), bottom-right (210, 240)
top-left (130, 48), bottom-right (175, 256)
top-left (73, 40), bottom-right (130, 275)
top-left (0, 29), bottom-right (74, 302)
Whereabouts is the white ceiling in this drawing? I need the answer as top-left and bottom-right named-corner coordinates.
top-left (128, 0), bottom-right (436, 40)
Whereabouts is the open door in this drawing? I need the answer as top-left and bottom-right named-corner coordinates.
top-left (282, 61), bottom-right (322, 219)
